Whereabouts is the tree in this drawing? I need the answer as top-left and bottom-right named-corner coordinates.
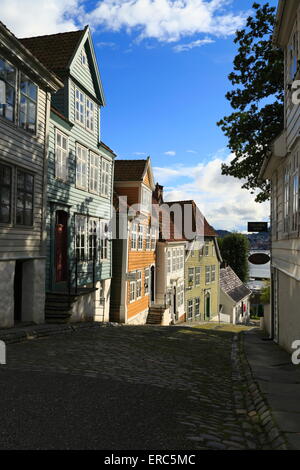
top-left (218, 233), bottom-right (250, 282)
top-left (217, 2), bottom-right (284, 203)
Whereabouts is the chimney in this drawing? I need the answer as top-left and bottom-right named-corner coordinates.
top-left (154, 183), bottom-right (164, 204)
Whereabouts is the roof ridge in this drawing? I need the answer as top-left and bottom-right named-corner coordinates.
top-left (19, 28), bottom-right (86, 41)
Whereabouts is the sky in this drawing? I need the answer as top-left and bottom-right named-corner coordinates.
top-left (1, 0), bottom-right (278, 231)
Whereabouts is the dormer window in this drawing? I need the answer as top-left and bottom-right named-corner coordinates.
top-left (81, 49), bottom-right (88, 68)
top-left (141, 186), bottom-right (152, 213)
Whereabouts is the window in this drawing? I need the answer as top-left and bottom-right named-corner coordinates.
top-left (198, 246), bottom-right (204, 259)
top-left (86, 98), bottom-right (94, 133)
top-left (100, 220), bottom-right (109, 260)
top-left (172, 249), bottom-right (176, 272)
top-left (75, 215), bottom-right (86, 261)
top-left (75, 88), bottom-right (84, 125)
top-left (188, 299), bottom-right (193, 319)
top-left (88, 218), bottom-right (99, 261)
top-left (292, 154), bottom-right (299, 232)
top-left (101, 159), bottom-right (111, 197)
top-left (130, 280), bottom-right (136, 303)
top-left (167, 250), bottom-right (171, 273)
top-left (16, 170), bottom-right (34, 226)
top-left (81, 49), bottom-right (88, 67)
top-left (55, 129), bottom-right (68, 181)
top-left (188, 267), bottom-right (194, 288)
top-left (144, 268), bottom-right (150, 295)
top-left (138, 224), bottom-right (144, 250)
top-left (180, 248), bottom-right (184, 269)
top-left (141, 187), bottom-right (152, 212)
top-left (284, 167), bottom-right (290, 233)
top-left (0, 163), bottom-right (11, 224)
top-left (204, 243), bottom-right (209, 256)
top-left (136, 271), bottom-right (142, 299)
top-left (211, 265), bottom-right (216, 282)
top-left (131, 223), bottom-right (137, 250)
top-left (146, 226), bottom-right (151, 250)
top-left (195, 298), bottom-right (200, 317)
top-left (19, 74), bottom-right (37, 134)
top-left (195, 267), bottom-right (201, 286)
top-left (0, 57), bottom-right (16, 122)
top-left (89, 152), bottom-right (100, 193)
top-left (76, 144), bottom-right (88, 189)
top-left (205, 266), bottom-right (211, 284)
top-left (151, 228), bottom-right (156, 251)
top-left (178, 282), bottom-right (184, 306)
top-left (288, 28), bottom-right (298, 83)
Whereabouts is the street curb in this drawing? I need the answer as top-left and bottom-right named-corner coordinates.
top-left (237, 332), bottom-right (289, 450)
top-left (0, 321), bottom-right (122, 345)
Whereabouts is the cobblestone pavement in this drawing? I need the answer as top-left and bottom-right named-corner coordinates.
top-left (0, 324), bottom-right (274, 449)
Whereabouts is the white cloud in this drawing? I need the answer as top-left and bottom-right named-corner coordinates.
top-left (85, 0), bottom-right (248, 43)
top-left (164, 150), bottom-right (176, 156)
top-left (1, 0), bottom-right (82, 37)
top-left (173, 37), bottom-right (214, 52)
top-left (97, 41), bottom-right (118, 49)
top-left (186, 149), bottom-right (198, 154)
top-left (153, 153), bottom-right (270, 232)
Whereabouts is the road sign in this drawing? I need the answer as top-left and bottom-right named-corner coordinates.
top-left (248, 222), bottom-right (268, 233)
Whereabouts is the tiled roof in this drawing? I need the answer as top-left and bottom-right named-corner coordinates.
top-left (164, 200), bottom-right (217, 238)
top-left (114, 160), bottom-right (148, 182)
top-left (19, 29), bottom-right (85, 78)
top-left (220, 266), bottom-right (251, 303)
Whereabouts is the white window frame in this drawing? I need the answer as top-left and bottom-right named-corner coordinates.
top-left (284, 166), bottom-right (290, 233)
top-left (100, 220), bottom-right (109, 260)
top-left (136, 270), bottom-right (142, 299)
top-left (130, 279), bottom-right (136, 303)
top-left (141, 186), bottom-right (152, 213)
top-left (146, 226), bottom-right (151, 251)
top-left (187, 299), bottom-right (193, 320)
top-left (195, 267), bottom-right (201, 286)
top-left (131, 223), bottom-right (137, 251)
top-left (76, 143), bottom-right (88, 190)
top-left (75, 215), bottom-right (87, 262)
top-left (188, 267), bottom-right (194, 289)
top-left (75, 87), bottom-right (85, 126)
top-left (138, 224), bottom-right (144, 251)
top-left (88, 217), bottom-right (99, 261)
top-left (101, 158), bottom-right (111, 198)
top-left (86, 97), bottom-right (94, 134)
top-left (205, 265), bottom-right (211, 284)
top-left (55, 128), bottom-right (68, 182)
top-left (89, 151), bottom-right (100, 194)
top-left (211, 265), bottom-right (216, 283)
top-left (194, 297), bottom-right (200, 317)
top-left (144, 268), bottom-right (150, 296)
top-left (151, 228), bottom-right (156, 251)
top-left (204, 242), bottom-right (210, 256)
top-left (167, 249), bottom-right (171, 274)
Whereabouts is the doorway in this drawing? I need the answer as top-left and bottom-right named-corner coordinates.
top-left (55, 210), bottom-right (68, 283)
top-left (205, 291), bottom-right (211, 320)
top-left (14, 260), bottom-right (23, 323)
top-left (173, 286), bottom-right (178, 321)
top-left (150, 265), bottom-right (155, 304)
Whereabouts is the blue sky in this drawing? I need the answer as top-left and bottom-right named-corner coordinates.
top-left (2, 0), bottom-right (278, 230)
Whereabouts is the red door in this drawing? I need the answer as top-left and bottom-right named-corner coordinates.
top-left (55, 211), bottom-right (68, 282)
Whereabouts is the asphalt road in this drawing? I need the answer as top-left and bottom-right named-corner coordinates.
top-left (0, 324), bottom-right (269, 450)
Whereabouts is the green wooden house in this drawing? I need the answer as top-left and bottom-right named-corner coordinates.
top-left (20, 27), bottom-right (116, 323)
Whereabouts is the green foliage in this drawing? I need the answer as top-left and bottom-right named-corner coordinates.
top-left (260, 281), bottom-right (271, 304)
top-left (219, 233), bottom-right (250, 282)
top-left (217, 2), bottom-right (284, 203)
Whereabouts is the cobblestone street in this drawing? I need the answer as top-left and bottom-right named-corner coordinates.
top-left (0, 324), bottom-right (275, 450)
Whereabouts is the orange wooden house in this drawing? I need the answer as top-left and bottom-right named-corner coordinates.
top-left (110, 158), bottom-right (157, 324)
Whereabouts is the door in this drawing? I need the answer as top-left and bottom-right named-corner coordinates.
top-left (14, 261), bottom-right (23, 323)
top-left (205, 291), bottom-right (211, 319)
top-left (150, 266), bottom-right (155, 304)
top-left (55, 211), bottom-right (68, 283)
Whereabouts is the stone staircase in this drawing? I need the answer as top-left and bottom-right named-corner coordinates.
top-left (146, 306), bottom-right (165, 325)
top-left (45, 292), bottom-right (78, 323)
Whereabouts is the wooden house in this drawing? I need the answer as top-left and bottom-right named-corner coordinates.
top-left (20, 27), bottom-right (115, 323)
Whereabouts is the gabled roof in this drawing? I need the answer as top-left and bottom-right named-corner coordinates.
top-left (0, 21), bottom-right (62, 92)
top-left (19, 29), bottom-right (85, 77)
top-left (114, 159), bottom-right (148, 182)
top-left (220, 266), bottom-right (251, 304)
top-left (19, 26), bottom-right (105, 105)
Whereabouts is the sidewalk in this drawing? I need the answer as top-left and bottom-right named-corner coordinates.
top-left (244, 329), bottom-right (300, 450)
top-left (0, 321), bottom-right (121, 344)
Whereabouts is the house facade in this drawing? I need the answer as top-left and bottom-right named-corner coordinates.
top-left (0, 22), bottom-right (62, 327)
top-left (20, 27), bottom-right (115, 323)
top-left (219, 266), bottom-right (251, 325)
top-left (259, 0), bottom-right (300, 351)
top-left (185, 219), bottom-right (222, 323)
top-left (110, 159), bottom-right (156, 324)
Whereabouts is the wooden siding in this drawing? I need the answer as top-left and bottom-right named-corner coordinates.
top-left (0, 87), bottom-right (48, 259)
top-left (70, 43), bottom-right (96, 97)
top-left (115, 186), bottom-right (139, 206)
